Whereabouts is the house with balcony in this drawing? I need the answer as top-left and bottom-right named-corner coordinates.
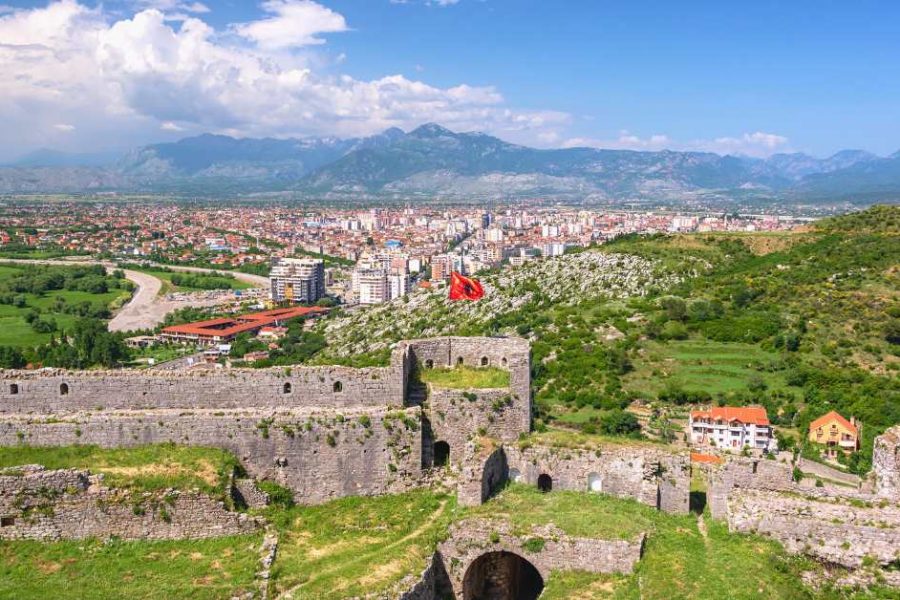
top-left (808, 411), bottom-right (859, 456)
top-left (689, 406), bottom-right (777, 453)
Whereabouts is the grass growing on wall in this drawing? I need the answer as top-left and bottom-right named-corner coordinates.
top-left (266, 489), bottom-right (455, 599)
top-left (0, 535), bottom-right (262, 600)
top-left (0, 443), bottom-right (239, 495)
top-left (419, 365), bottom-right (510, 389)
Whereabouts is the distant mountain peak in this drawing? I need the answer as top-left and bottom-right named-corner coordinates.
top-left (409, 123), bottom-right (454, 138)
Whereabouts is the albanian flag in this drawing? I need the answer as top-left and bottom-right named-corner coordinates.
top-left (448, 271), bottom-right (484, 301)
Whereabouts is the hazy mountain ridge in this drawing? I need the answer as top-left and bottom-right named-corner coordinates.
top-left (1, 124), bottom-right (898, 202)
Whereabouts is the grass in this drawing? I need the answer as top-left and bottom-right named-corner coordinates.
top-left (520, 428), bottom-right (666, 451)
top-left (0, 535), bottom-right (262, 600)
top-left (419, 365), bottom-right (510, 389)
top-left (542, 571), bottom-right (628, 599)
top-left (624, 338), bottom-right (793, 396)
top-left (0, 444), bottom-right (238, 496)
top-left (0, 264), bottom-right (132, 347)
top-left (266, 489), bottom-right (455, 599)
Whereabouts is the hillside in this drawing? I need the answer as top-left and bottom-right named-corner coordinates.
top-left (313, 205), bottom-right (900, 471)
top-left (1, 125), bottom-right (899, 202)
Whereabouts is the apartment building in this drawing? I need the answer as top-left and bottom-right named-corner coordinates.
top-left (689, 406), bottom-right (777, 452)
top-left (269, 257), bottom-right (325, 304)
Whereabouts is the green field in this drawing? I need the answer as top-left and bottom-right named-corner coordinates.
top-left (624, 339), bottom-right (793, 396)
top-left (419, 365), bottom-right (511, 389)
top-left (0, 263), bottom-right (132, 348)
top-left (0, 536), bottom-right (262, 600)
top-left (266, 489), bottom-right (455, 599)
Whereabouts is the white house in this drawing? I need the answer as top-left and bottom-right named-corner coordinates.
top-left (689, 406), bottom-right (777, 452)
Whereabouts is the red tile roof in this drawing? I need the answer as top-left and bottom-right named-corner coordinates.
top-left (691, 452), bottom-right (724, 464)
top-left (690, 406), bottom-right (770, 426)
top-left (809, 411), bottom-right (857, 435)
top-left (162, 306), bottom-right (327, 339)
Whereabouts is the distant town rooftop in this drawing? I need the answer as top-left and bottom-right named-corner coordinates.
top-left (161, 306), bottom-right (327, 342)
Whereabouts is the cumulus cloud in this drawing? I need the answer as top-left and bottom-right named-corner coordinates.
top-left (563, 130), bottom-right (790, 158)
top-left (0, 0), bottom-right (564, 157)
top-left (232, 0), bottom-right (348, 49)
top-left (53, 123), bottom-right (76, 132)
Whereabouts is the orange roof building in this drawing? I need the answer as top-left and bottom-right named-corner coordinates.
top-left (160, 306), bottom-right (327, 344)
top-left (808, 411), bottom-right (859, 454)
top-left (689, 406), bottom-right (776, 452)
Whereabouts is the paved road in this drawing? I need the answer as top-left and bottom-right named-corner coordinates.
top-left (0, 258), bottom-right (268, 333)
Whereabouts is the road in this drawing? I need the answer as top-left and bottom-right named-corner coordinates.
top-left (0, 258), bottom-right (268, 333)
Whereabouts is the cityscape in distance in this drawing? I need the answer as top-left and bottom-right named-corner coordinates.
top-left (0, 2), bottom-right (898, 600)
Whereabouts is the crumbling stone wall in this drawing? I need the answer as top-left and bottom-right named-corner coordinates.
top-left (0, 466), bottom-right (260, 541)
top-left (435, 518), bottom-right (644, 599)
top-left (504, 444), bottom-right (690, 514)
top-left (457, 442), bottom-right (508, 507)
top-left (707, 457), bottom-right (794, 519)
top-left (874, 425), bottom-right (900, 500)
top-left (726, 488), bottom-right (900, 568)
top-left (0, 407), bottom-right (422, 504)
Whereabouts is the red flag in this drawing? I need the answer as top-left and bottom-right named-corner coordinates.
top-left (448, 271), bottom-right (484, 301)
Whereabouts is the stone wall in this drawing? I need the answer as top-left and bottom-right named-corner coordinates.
top-left (0, 365), bottom-right (402, 414)
top-left (874, 425), bottom-right (900, 499)
top-left (0, 466), bottom-right (260, 541)
top-left (436, 518), bottom-right (644, 599)
top-left (707, 456), bottom-right (794, 520)
top-left (726, 488), bottom-right (900, 568)
top-left (457, 441), bottom-right (508, 507)
top-left (0, 406), bottom-right (422, 504)
top-left (504, 444), bottom-right (690, 514)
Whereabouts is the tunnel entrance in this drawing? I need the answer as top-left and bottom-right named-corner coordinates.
top-left (537, 473), bottom-right (552, 493)
top-left (433, 441), bottom-right (450, 467)
top-left (462, 551), bottom-right (544, 600)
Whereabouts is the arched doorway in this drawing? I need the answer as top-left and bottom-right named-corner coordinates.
top-left (433, 441), bottom-right (450, 467)
top-left (537, 474), bottom-right (552, 493)
top-left (463, 551), bottom-right (544, 600)
top-left (508, 468), bottom-right (522, 483)
top-left (588, 472), bottom-right (602, 493)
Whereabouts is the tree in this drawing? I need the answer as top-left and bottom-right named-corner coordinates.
top-left (599, 409), bottom-right (641, 436)
top-left (0, 346), bottom-right (25, 369)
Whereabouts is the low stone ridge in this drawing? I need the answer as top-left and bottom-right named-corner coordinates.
top-left (0, 465), bottom-right (260, 541)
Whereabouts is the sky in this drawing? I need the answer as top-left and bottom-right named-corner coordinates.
top-left (1, 0), bottom-right (899, 162)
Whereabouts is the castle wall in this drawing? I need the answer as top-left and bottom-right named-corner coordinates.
top-left (874, 425), bottom-right (900, 499)
top-left (707, 457), bottom-right (794, 520)
top-left (0, 407), bottom-right (422, 504)
top-left (0, 466), bottom-right (260, 541)
top-left (0, 366), bottom-right (401, 414)
top-left (505, 444), bottom-right (690, 514)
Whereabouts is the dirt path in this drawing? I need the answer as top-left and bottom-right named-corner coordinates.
top-left (276, 499), bottom-right (449, 600)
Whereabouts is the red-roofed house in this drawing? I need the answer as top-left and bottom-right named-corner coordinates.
top-left (689, 406), bottom-right (777, 452)
top-left (808, 411), bottom-right (859, 455)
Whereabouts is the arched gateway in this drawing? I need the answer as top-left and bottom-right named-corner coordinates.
top-left (462, 551), bottom-right (544, 600)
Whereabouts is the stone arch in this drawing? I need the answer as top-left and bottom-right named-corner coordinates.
top-left (59, 382), bottom-right (69, 396)
top-left (508, 468), bottom-right (522, 483)
top-left (333, 381), bottom-right (343, 393)
top-left (457, 356), bottom-right (464, 366)
top-left (480, 356), bottom-right (489, 366)
top-left (501, 357), bottom-right (508, 367)
top-left (588, 472), bottom-right (602, 493)
top-left (283, 382), bottom-right (292, 394)
top-left (9, 384), bottom-right (18, 395)
top-left (424, 359), bottom-right (434, 369)
top-left (537, 473), bottom-right (552, 493)
top-left (462, 551), bottom-right (544, 600)
top-left (433, 441), bottom-right (450, 467)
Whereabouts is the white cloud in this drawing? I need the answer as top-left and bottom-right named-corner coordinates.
top-left (53, 123), bottom-right (76, 132)
top-left (233, 0), bottom-right (348, 49)
top-left (133, 1), bottom-right (210, 14)
top-left (0, 0), bottom-right (564, 157)
top-left (160, 121), bottom-right (184, 131)
top-left (562, 130), bottom-right (790, 158)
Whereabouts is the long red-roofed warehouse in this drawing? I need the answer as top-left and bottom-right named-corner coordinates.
top-left (160, 306), bottom-right (328, 344)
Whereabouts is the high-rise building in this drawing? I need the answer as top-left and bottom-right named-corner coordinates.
top-left (353, 268), bottom-right (389, 305)
top-left (270, 258), bottom-right (325, 304)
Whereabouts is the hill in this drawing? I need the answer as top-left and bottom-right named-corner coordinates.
top-left (313, 205), bottom-right (900, 471)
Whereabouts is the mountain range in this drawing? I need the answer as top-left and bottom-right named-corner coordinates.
top-left (2, 124), bottom-right (899, 204)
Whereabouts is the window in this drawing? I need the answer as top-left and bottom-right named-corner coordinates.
top-left (424, 359), bottom-right (434, 369)
top-left (59, 383), bottom-right (69, 396)
top-left (480, 356), bottom-right (489, 366)
top-left (283, 382), bottom-right (292, 394)
top-left (8, 384), bottom-right (18, 395)
top-left (456, 356), bottom-right (464, 366)
top-left (537, 473), bottom-right (552, 493)
top-left (0, 516), bottom-right (14, 527)
top-left (433, 441), bottom-right (450, 467)
top-left (333, 381), bottom-right (343, 393)
top-left (501, 357), bottom-right (508, 367)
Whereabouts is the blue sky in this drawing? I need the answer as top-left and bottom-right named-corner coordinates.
top-left (1, 0), bottom-right (899, 159)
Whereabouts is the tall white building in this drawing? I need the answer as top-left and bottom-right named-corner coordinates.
top-left (689, 406), bottom-right (777, 452)
top-left (269, 258), bottom-right (325, 304)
